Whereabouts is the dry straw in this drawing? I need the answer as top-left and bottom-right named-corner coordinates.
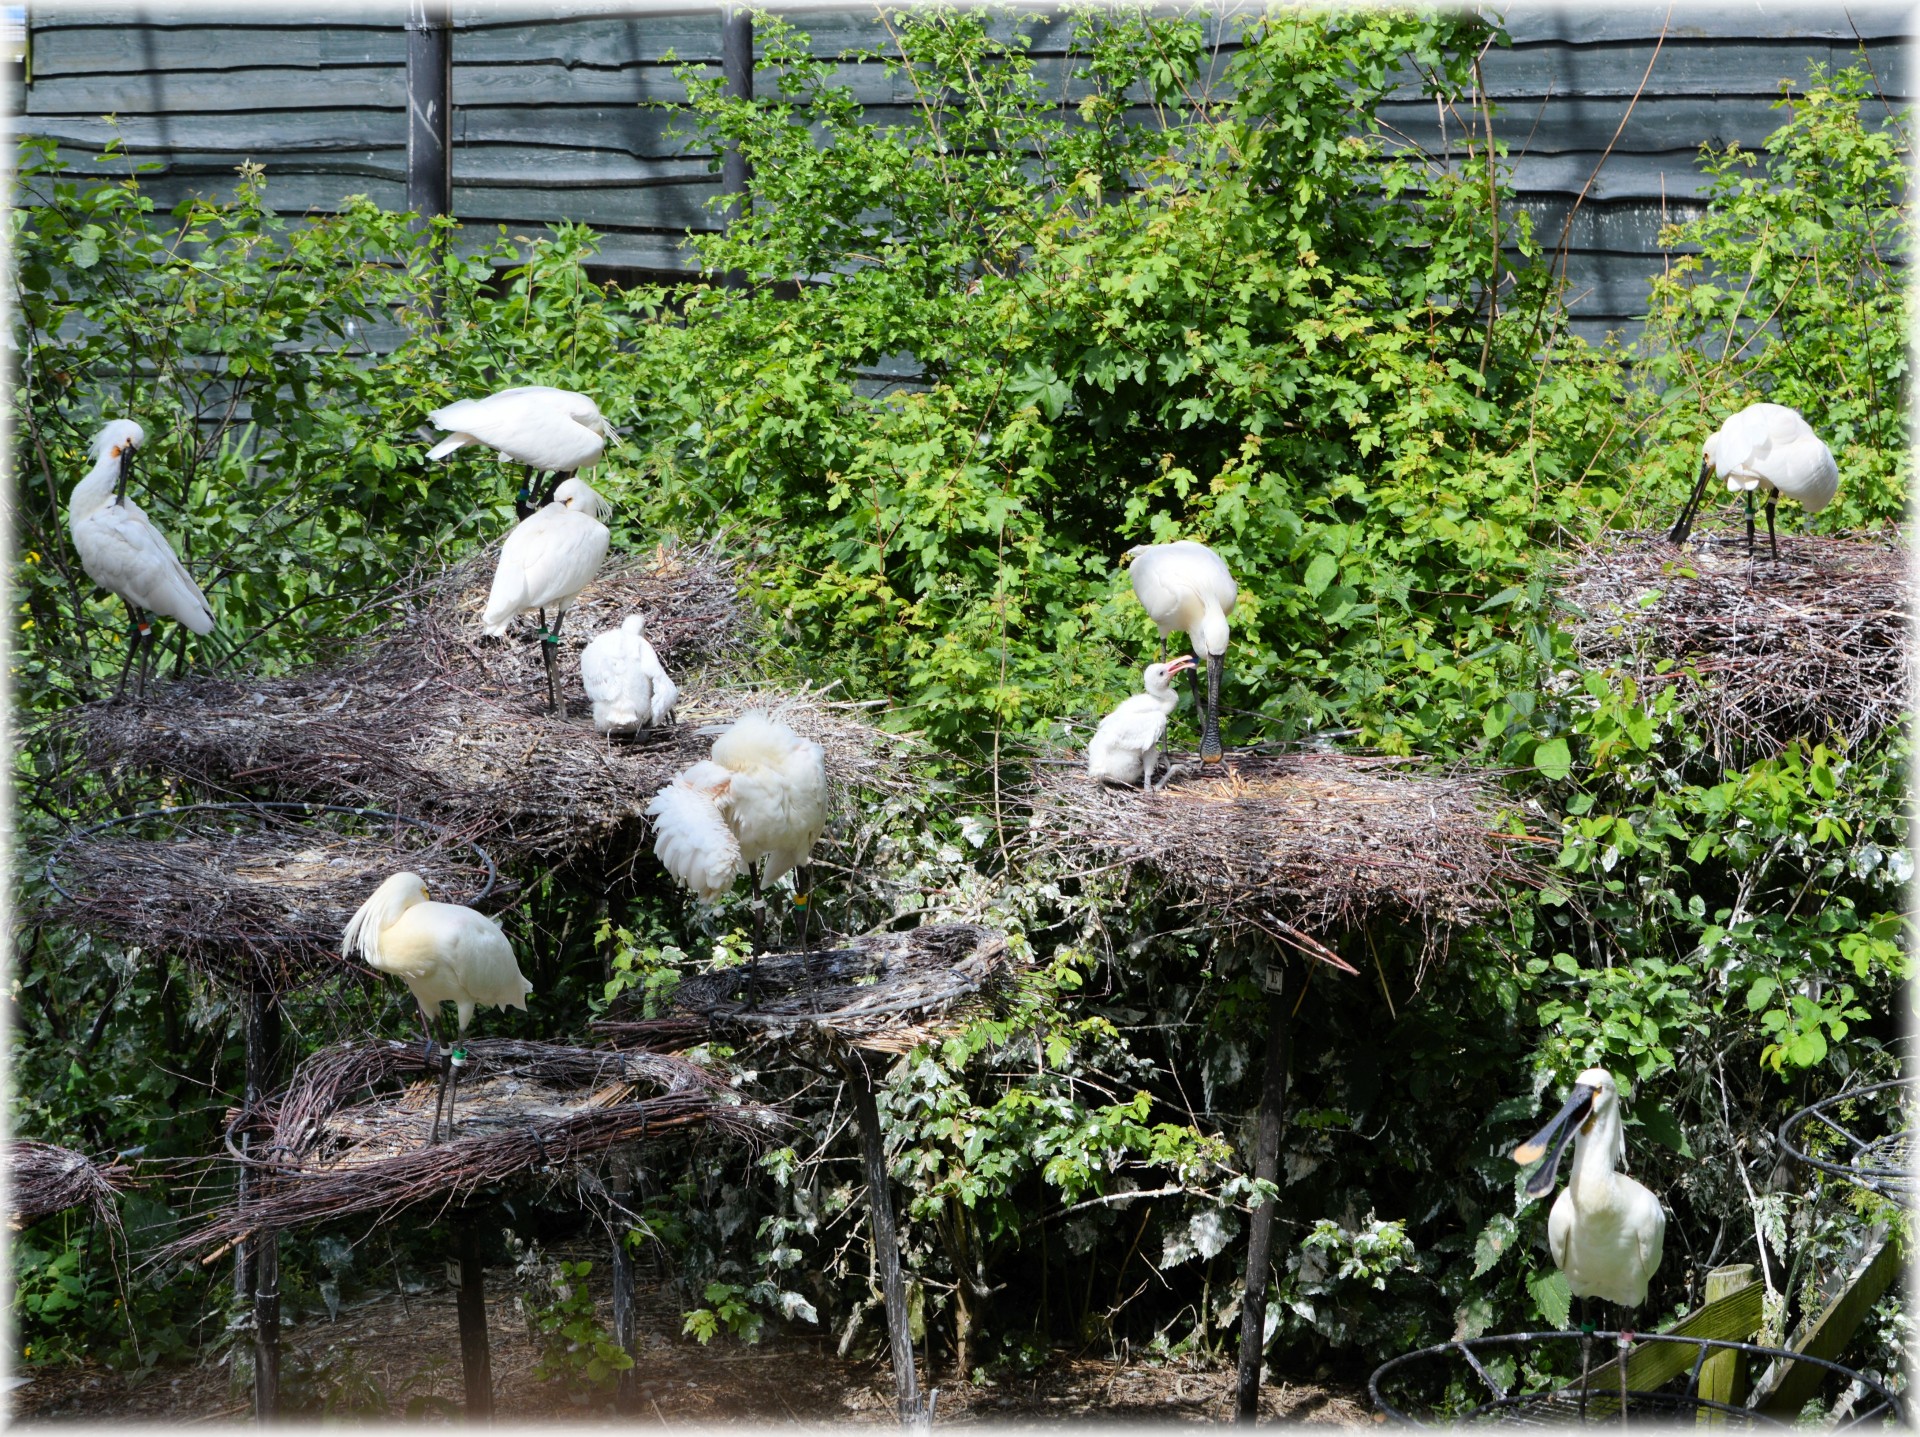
top-left (154, 1038), bottom-right (778, 1264)
top-left (9, 1140), bottom-right (132, 1231)
top-left (1560, 531), bottom-right (1909, 756)
top-left (1028, 752), bottom-right (1536, 969)
top-left (68, 541), bottom-right (917, 864)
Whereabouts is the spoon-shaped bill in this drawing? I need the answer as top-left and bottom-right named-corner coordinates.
top-left (1512, 1082), bottom-right (1597, 1199)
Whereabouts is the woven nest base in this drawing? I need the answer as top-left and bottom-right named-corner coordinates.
top-left (1028, 751), bottom-right (1535, 966)
top-left (153, 1038), bottom-right (777, 1263)
top-left (1560, 529), bottom-right (1909, 754)
top-left (63, 542), bottom-right (912, 862)
top-left (597, 922), bottom-right (1012, 1055)
top-left (8, 1141), bottom-right (131, 1230)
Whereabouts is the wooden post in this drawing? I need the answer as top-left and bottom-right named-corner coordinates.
top-left (1235, 984), bottom-right (1293, 1424)
top-left (456, 1214), bottom-right (493, 1422)
top-left (405, 1), bottom-right (453, 224)
top-left (1755, 1227), bottom-right (1898, 1416)
top-left (845, 1047), bottom-right (921, 1426)
top-left (244, 982), bottom-right (281, 1422)
top-left (610, 1171), bottom-right (641, 1415)
top-left (719, 4), bottom-right (751, 289)
top-left (1697, 1264), bottom-right (1756, 1418)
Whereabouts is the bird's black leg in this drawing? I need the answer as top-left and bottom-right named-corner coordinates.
top-left (1186, 664), bottom-right (1206, 750)
top-left (795, 864), bottom-right (815, 954)
top-left (1668, 457), bottom-right (1713, 546)
top-left (1766, 495), bottom-right (1779, 563)
top-left (416, 1002), bottom-right (438, 1066)
top-left (537, 607), bottom-right (565, 713)
top-left (112, 605), bottom-right (144, 702)
top-left (544, 471), bottom-right (564, 507)
top-left (514, 469), bottom-right (545, 522)
top-left (444, 1040), bottom-right (465, 1141)
top-left (1743, 490), bottom-right (1756, 557)
top-left (1201, 651), bottom-right (1225, 765)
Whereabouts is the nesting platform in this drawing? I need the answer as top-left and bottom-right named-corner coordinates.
top-left (8, 1141), bottom-right (131, 1231)
top-left (597, 922), bottom-right (1014, 1056)
top-left (155, 1038), bottom-right (777, 1263)
top-left (64, 543), bottom-right (912, 861)
top-left (41, 801), bottom-right (502, 992)
top-left (1560, 530), bottom-right (1909, 753)
top-left (1029, 752), bottom-right (1534, 963)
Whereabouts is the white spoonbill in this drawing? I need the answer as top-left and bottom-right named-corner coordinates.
top-left (428, 385), bottom-right (618, 519)
top-left (1512, 1068), bottom-right (1666, 1312)
top-left (645, 760), bottom-right (745, 902)
top-left (1121, 541), bottom-right (1237, 764)
top-left (68, 420), bottom-right (216, 703)
top-left (579, 613), bottom-right (678, 736)
top-left (1668, 403), bottom-right (1838, 560)
top-left (342, 871), bottom-right (532, 1143)
top-left (480, 476), bottom-right (612, 712)
top-left (1087, 657), bottom-right (1196, 791)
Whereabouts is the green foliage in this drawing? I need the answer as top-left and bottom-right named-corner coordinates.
top-left (520, 1258), bottom-right (634, 1392)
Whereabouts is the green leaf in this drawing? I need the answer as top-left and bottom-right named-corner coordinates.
top-left (1528, 1268), bottom-right (1573, 1330)
top-left (1302, 552), bottom-right (1339, 598)
top-left (1534, 738), bottom-right (1572, 782)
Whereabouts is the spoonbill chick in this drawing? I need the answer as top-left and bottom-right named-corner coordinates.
top-left (1121, 541), bottom-right (1237, 764)
top-left (1088, 656), bottom-right (1196, 791)
top-left (579, 614), bottom-right (678, 736)
top-left (68, 420), bottom-right (216, 703)
top-left (480, 476), bottom-right (612, 712)
top-left (1668, 403), bottom-right (1838, 560)
top-left (428, 385), bottom-right (618, 519)
top-left (1513, 1068), bottom-right (1666, 1312)
top-left (645, 760), bottom-right (745, 902)
top-left (342, 871), bottom-right (532, 1143)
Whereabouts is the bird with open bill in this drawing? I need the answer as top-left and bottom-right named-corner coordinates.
top-left (342, 871), bottom-right (533, 1144)
top-left (1087, 656), bottom-right (1196, 791)
top-left (480, 476), bottom-right (612, 712)
top-left (427, 385), bottom-right (618, 519)
top-left (1121, 541), bottom-right (1237, 765)
top-left (1668, 403), bottom-right (1838, 561)
top-left (68, 419), bottom-right (216, 703)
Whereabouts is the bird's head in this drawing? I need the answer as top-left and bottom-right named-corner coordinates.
top-left (90, 419), bottom-right (145, 462)
top-left (1144, 655), bottom-right (1196, 693)
top-left (622, 613), bottom-right (646, 637)
top-left (1118, 544), bottom-right (1146, 567)
top-left (1511, 1069), bottom-right (1618, 1199)
top-left (554, 477), bottom-right (613, 522)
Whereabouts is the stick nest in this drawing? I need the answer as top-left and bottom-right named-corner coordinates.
top-left (9, 1141), bottom-right (132, 1231)
top-left (1560, 531), bottom-right (1910, 753)
top-left (1028, 752), bottom-right (1535, 964)
top-left (41, 803), bottom-right (503, 992)
top-left (596, 923), bottom-right (1014, 1055)
top-left (154, 1038), bottom-right (779, 1263)
top-left (65, 541), bottom-right (916, 862)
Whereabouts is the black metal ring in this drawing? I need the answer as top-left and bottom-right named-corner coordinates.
top-left (1776, 1075), bottom-right (1914, 1198)
top-left (43, 800), bottom-right (499, 935)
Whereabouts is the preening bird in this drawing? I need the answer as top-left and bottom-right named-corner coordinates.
top-left (648, 712), bottom-right (830, 969)
top-left (1121, 541), bottom-right (1237, 764)
top-left (1513, 1068), bottom-right (1666, 1313)
top-left (68, 420), bottom-right (216, 703)
top-left (579, 613), bottom-right (678, 736)
top-left (1668, 403), bottom-right (1839, 560)
top-left (427, 385), bottom-right (618, 519)
top-left (342, 871), bottom-right (532, 1143)
top-left (480, 476), bottom-right (612, 712)
top-left (1087, 656), bottom-right (1196, 791)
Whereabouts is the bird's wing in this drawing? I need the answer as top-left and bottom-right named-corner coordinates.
top-left (1092, 694), bottom-right (1170, 759)
top-left (1633, 1184), bottom-right (1666, 1280)
top-left (429, 390), bottom-right (605, 471)
top-left (443, 910), bottom-right (533, 1011)
top-left (509, 512), bottom-right (610, 612)
top-left (1763, 433), bottom-right (1840, 511)
top-left (72, 504), bottom-right (216, 633)
top-left (645, 783), bottom-right (743, 902)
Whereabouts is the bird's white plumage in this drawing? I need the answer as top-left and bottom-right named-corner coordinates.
top-left (1705, 403), bottom-right (1839, 512)
top-left (1125, 541), bottom-right (1237, 657)
top-left (427, 386), bottom-right (616, 472)
top-left (645, 762), bottom-right (743, 901)
top-left (1543, 1069), bottom-right (1666, 1308)
top-left (68, 420), bottom-right (215, 634)
top-left (710, 712), bottom-right (830, 887)
top-left (480, 477), bottom-right (612, 635)
top-left (579, 614), bottom-right (677, 733)
top-left (342, 871), bottom-right (532, 1035)
top-left (1088, 660), bottom-right (1190, 788)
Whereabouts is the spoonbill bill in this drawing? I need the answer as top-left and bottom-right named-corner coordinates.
top-left (580, 613), bottom-right (678, 736)
top-left (342, 871), bottom-right (532, 1143)
top-left (1667, 403), bottom-right (1838, 560)
top-left (68, 420), bottom-right (216, 703)
top-left (1121, 541), bottom-right (1237, 764)
top-left (428, 385), bottom-right (618, 519)
top-left (1087, 656), bottom-right (1196, 790)
top-left (480, 476), bottom-right (612, 712)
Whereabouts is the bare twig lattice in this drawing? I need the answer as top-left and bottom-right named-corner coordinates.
top-left (153, 1038), bottom-right (778, 1265)
top-left (596, 923), bottom-right (1014, 1056)
top-left (1560, 531), bottom-right (1909, 755)
top-left (1028, 753), bottom-right (1535, 973)
top-left (41, 801), bottom-right (502, 992)
top-left (9, 1141), bottom-right (132, 1231)
top-left (64, 542), bottom-right (915, 862)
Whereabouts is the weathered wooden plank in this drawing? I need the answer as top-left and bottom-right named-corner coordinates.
top-left (1474, 37), bottom-right (1911, 100)
top-left (29, 23), bottom-right (403, 76)
top-left (1574, 1273), bottom-right (1767, 1392)
top-left (1381, 95), bottom-right (1875, 158)
top-left (1754, 1228), bottom-right (1899, 1416)
top-left (23, 65), bottom-right (404, 114)
top-left (1491, 1), bottom-right (1914, 46)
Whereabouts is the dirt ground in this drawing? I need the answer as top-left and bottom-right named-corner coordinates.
top-left (10, 1247), bottom-right (1374, 1426)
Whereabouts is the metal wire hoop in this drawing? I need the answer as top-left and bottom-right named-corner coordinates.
top-left (1776, 1075), bottom-right (1914, 1200)
top-left (1370, 1329), bottom-right (1903, 1427)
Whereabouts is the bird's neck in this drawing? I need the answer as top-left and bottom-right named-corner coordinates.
top-left (1569, 1108), bottom-right (1621, 1204)
top-left (68, 454), bottom-right (121, 523)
